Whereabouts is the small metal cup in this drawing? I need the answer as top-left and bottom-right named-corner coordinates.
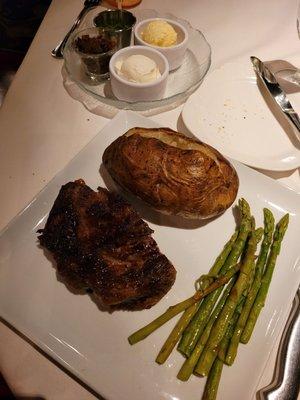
top-left (93, 9), bottom-right (136, 48)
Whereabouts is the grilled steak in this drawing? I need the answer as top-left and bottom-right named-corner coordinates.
top-left (38, 179), bottom-right (176, 310)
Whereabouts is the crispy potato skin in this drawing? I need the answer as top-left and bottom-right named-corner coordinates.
top-left (102, 127), bottom-right (239, 219)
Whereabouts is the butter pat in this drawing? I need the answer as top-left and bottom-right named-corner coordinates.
top-left (142, 20), bottom-right (177, 47)
top-left (115, 54), bottom-right (161, 83)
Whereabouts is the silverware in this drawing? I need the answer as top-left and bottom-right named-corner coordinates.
top-left (51, 0), bottom-right (101, 59)
top-left (257, 289), bottom-right (300, 400)
top-left (251, 56), bottom-right (300, 142)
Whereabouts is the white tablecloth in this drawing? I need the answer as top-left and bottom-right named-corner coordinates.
top-left (0, 0), bottom-right (299, 398)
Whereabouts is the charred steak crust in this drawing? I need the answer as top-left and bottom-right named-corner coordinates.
top-left (38, 179), bottom-right (176, 310)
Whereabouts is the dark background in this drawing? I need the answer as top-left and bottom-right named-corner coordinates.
top-left (0, 0), bottom-right (51, 105)
top-left (0, 0), bottom-right (51, 52)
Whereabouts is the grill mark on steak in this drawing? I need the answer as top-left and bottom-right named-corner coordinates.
top-left (38, 179), bottom-right (176, 310)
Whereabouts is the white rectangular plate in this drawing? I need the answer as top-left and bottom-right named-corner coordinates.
top-left (0, 111), bottom-right (299, 400)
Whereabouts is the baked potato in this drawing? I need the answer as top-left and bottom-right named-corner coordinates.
top-left (102, 127), bottom-right (239, 219)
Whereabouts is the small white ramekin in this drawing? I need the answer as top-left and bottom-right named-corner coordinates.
top-left (109, 45), bottom-right (169, 102)
top-left (134, 18), bottom-right (189, 71)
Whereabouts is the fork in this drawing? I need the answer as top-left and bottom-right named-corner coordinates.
top-left (51, 0), bottom-right (101, 59)
top-left (257, 288), bottom-right (300, 399)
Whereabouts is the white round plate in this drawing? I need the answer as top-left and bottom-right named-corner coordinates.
top-left (182, 61), bottom-right (300, 171)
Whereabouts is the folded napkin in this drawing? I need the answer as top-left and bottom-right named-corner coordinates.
top-left (265, 60), bottom-right (300, 94)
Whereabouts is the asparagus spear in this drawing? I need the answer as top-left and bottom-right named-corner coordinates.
top-left (155, 302), bottom-right (200, 364)
top-left (195, 227), bottom-right (263, 376)
top-left (196, 231), bottom-right (239, 289)
top-left (222, 260), bottom-right (256, 365)
top-left (196, 293), bottom-right (250, 378)
top-left (218, 281), bottom-right (250, 363)
top-left (241, 213), bottom-right (289, 343)
top-left (201, 297), bottom-right (245, 399)
top-left (178, 232), bottom-right (238, 357)
top-left (178, 263), bottom-right (250, 381)
top-left (174, 232), bottom-right (238, 361)
top-left (226, 209), bottom-right (275, 363)
top-left (178, 199), bottom-right (252, 357)
top-left (202, 358), bottom-right (223, 400)
top-left (128, 262), bottom-right (241, 345)
top-left (155, 263), bottom-right (241, 364)
top-left (177, 277), bottom-right (236, 381)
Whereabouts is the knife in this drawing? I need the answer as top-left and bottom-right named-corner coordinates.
top-left (250, 56), bottom-right (300, 142)
top-left (257, 289), bottom-right (300, 400)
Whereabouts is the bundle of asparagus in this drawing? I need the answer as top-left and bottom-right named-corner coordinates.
top-left (128, 199), bottom-right (289, 400)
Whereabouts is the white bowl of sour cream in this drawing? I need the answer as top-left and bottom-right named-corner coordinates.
top-left (109, 45), bottom-right (169, 102)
